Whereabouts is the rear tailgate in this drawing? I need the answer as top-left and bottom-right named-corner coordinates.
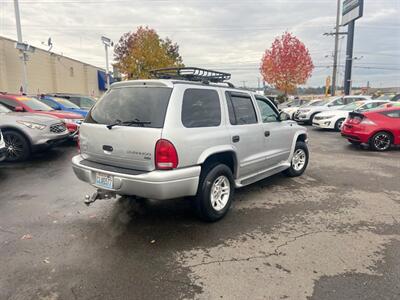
top-left (80, 124), bottom-right (161, 171)
top-left (80, 85), bottom-right (172, 172)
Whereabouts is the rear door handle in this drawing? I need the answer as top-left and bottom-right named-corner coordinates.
top-left (264, 131), bottom-right (270, 137)
top-left (232, 135), bottom-right (240, 143)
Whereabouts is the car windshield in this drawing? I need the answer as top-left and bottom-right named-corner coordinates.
top-left (18, 97), bottom-right (53, 111)
top-left (310, 100), bottom-right (328, 106)
top-left (54, 97), bottom-right (81, 109)
top-left (86, 87), bottom-right (172, 128)
top-left (0, 104), bottom-right (11, 113)
top-left (340, 102), bottom-right (364, 111)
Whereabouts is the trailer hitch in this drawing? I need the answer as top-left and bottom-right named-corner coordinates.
top-left (84, 189), bottom-right (117, 206)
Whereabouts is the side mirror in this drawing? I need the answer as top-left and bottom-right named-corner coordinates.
top-left (14, 106), bottom-right (24, 112)
top-left (279, 111), bottom-right (290, 121)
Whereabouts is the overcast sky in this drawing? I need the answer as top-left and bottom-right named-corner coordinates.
top-left (0, 0), bottom-right (399, 88)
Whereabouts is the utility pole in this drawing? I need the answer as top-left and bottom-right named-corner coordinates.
top-left (101, 36), bottom-right (113, 89)
top-left (13, 0), bottom-right (28, 93)
top-left (331, 0), bottom-right (341, 96)
top-left (241, 81), bottom-right (247, 88)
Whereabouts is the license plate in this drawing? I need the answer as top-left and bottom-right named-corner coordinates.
top-left (95, 173), bottom-right (113, 189)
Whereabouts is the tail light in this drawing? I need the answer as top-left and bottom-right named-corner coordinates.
top-left (155, 139), bottom-right (178, 170)
top-left (361, 118), bottom-right (376, 125)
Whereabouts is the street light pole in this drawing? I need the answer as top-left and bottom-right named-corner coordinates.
top-left (13, 0), bottom-right (28, 93)
top-left (331, 0), bottom-right (341, 96)
top-left (104, 44), bottom-right (110, 89)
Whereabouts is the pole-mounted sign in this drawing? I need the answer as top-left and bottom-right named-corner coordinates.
top-left (342, 0), bottom-right (364, 95)
top-left (342, 0), bottom-right (364, 25)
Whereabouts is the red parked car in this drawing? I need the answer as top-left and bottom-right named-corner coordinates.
top-left (341, 106), bottom-right (400, 151)
top-left (0, 93), bottom-right (83, 137)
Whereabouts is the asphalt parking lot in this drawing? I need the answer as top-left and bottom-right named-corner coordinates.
top-left (1, 127), bottom-right (400, 300)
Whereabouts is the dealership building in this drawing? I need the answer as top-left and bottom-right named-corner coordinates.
top-left (0, 35), bottom-right (109, 97)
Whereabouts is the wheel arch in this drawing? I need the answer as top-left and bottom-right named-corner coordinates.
top-left (1, 126), bottom-right (33, 146)
top-left (289, 130), bottom-right (308, 161)
top-left (198, 147), bottom-right (238, 179)
top-left (370, 129), bottom-right (395, 143)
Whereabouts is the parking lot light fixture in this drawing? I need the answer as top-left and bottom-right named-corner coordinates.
top-left (101, 36), bottom-right (113, 90)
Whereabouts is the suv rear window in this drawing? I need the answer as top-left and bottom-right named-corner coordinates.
top-left (86, 87), bottom-right (172, 128)
top-left (181, 89), bottom-right (221, 128)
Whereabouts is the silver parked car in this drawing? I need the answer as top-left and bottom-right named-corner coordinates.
top-left (72, 68), bottom-right (309, 221)
top-left (0, 104), bottom-right (69, 161)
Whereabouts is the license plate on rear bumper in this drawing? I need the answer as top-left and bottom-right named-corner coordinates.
top-left (95, 173), bottom-right (113, 189)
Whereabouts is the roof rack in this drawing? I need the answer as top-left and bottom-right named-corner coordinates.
top-left (150, 67), bottom-right (232, 84)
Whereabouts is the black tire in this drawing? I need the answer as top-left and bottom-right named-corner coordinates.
top-left (309, 113), bottom-right (318, 125)
top-left (3, 130), bottom-right (31, 162)
top-left (195, 164), bottom-right (235, 222)
top-left (283, 141), bottom-right (309, 177)
top-left (369, 131), bottom-right (392, 151)
top-left (334, 118), bottom-right (345, 132)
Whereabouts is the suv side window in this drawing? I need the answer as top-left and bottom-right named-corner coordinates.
top-left (255, 97), bottom-right (279, 123)
top-left (225, 92), bottom-right (257, 125)
top-left (0, 98), bottom-right (18, 110)
top-left (181, 88), bottom-right (221, 128)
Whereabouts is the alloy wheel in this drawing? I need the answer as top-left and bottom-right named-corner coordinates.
top-left (292, 149), bottom-right (306, 171)
top-left (373, 133), bottom-right (391, 151)
top-left (210, 175), bottom-right (230, 211)
top-left (4, 134), bottom-right (25, 160)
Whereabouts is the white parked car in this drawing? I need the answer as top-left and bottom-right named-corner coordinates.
top-left (282, 99), bottom-right (324, 120)
top-left (312, 100), bottom-right (391, 131)
top-left (294, 95), bottom-right (372, 124)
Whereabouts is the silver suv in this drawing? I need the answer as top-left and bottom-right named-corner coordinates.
top-left (0, 104), bottom-right (69, 161)
top-left (72, 68), bottom-right (309, 221)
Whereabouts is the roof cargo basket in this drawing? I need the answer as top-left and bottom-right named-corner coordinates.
top-left (150, 67), bottom-right (231, 83)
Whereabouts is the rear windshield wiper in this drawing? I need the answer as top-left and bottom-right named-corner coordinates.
top-left (106, 119), bottom-right (151, 130)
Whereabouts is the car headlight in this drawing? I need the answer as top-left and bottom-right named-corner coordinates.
top-left (299, 109), bottom-right (310, 113)
top-left (17, 120), bottom-right (46, 130)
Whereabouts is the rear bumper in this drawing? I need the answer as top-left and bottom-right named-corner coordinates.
top-left (71, 155), bottom-right (201, 200)
top-left (341, 125), bottom-right (372, 143)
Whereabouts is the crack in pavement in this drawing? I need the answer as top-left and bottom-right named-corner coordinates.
top-left (184, 230), bottom-right (329, 269)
